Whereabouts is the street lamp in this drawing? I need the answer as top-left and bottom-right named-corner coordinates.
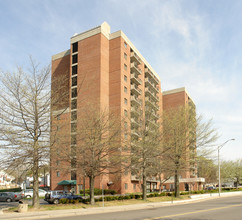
top-left (218, 138), bottom-right (235, 197)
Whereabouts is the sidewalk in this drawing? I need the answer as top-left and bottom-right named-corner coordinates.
top-left (1, 191), bottom-right (242, 220)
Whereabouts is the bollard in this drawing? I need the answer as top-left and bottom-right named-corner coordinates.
top-left (18, 203), bottom-right (28, 213)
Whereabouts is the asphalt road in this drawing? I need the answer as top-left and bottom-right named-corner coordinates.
top-left (0, 199), bottom-right (48, 209)
top-left (39, 196), bottom-right (242, 220)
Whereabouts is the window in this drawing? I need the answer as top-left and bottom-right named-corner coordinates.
top-left (72, 65), bottom-right (78, 75)
top-left (71, 158), bottom-right (76, 168)
top-left (56, 115), bottom-right (60, 120)
top-left (124, 53), bottom-right (127, 60)
top-left (72, 76), bottom-right (77, 87)
top-left (57, 171), bottom-right (60, 177)
top-left (124, 75), bottom-right (127, 82)
top-left (71, 99), bottom-right (77, 109)
top-left (72, 54), bottom-right (78, 64)
top-left (71, 111), bottom-right (77, 121)
top-left (124, 98), bottom-right (127, 105)
top-left (71, 135), bottom-right (76, 145)
top-left (125, 183), bottom-right (128, 190)
top-left (133, 183), bottom-right (136, 190)
top-left (124, 121), bottom-right (127, 129)
top-left (72, 42), bottom-right (78, 53)
top-left (124, 133), bottom-right (128, 140)
top-left (124, 86), bottom-right (127, 93)
top-left (124, 42), bottom-right (127, 48)
top-left (71, 171), bottom-right (76, 180)
top-left (56, 160), bottom-right (60, 166)
top-left (124, 109), bottom-right (128, 117)
top-left (72, 88), bottom-right (77, 98)
top-left (71, 123), bottom-right (77, 132)
top-left (124, 64), bottom-right (127, 71)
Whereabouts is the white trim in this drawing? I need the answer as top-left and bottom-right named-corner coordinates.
top-left (52, 50), bottom-right (70, 61)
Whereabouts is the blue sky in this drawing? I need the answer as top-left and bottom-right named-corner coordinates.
top-left (0, 0), bottom-right (241, 161)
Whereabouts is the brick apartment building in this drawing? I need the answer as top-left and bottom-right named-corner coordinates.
top-left (50, 22), bottom-right (204, 194)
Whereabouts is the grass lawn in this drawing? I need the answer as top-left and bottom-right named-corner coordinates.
top-left (6, 195), bottom-right (190, 212)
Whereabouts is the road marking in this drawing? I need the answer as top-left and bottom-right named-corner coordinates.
top-left (143, 203), bottom-right (242, 220)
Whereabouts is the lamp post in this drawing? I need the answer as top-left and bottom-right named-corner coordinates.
top-left (218, 138), bottom-right (235, 197)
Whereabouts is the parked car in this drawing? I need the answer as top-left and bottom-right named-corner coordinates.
top-left (206, 186), bottom-right (216, 190)
top-left (21, 189), bottom-right (47, 198)
top-left (0, 192), bottom-right (23, 202)
top-left (44, 190), bottom-right (82, 204)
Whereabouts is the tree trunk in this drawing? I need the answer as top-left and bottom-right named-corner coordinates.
top-left (159, 175), bottom-right (162, 193)
top-left (32, 147), bottom-right (39, 209)
top-left (142, 173), bottom-right (147, 200)
top-left (89, 175), bottom-right (95, 205)
top-left (174, 171), bottom-right (180, 197)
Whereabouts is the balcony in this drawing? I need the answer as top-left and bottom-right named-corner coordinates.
top-left (130, 62), bottom-right (142, 75)
top-left (131, 73), bottom-right (142, 86)
top-left (145, 68), bottom-right (159, 85)
top-left (131, 129), bottom-right (140, 138)
top-left (145, 97), bottom-right (159, 111)
top-left (131, 107), bottom-right (141, 117)
top-left (145, 109), bottom-right (159, 120)
top-left (145, 87), bottom-right (159, 102)
top-left (131, 118), bottom-right (140, 128)
top-left (131, 95), bottom-right (142, 106)
top-left (145, 78), bottom-right (159, 94)
top-left (146, 118), bottom-right (159, 128)
top-left (130, 52), bottom-right (141, 65)
top-left (131, 84), bottom-right (142, 96)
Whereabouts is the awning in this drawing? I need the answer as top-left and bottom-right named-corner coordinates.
top-left (58, 180), bottom-right (76, 185)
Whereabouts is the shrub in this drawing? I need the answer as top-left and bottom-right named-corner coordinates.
top-left (80, 188), bottom-right (117, 195)
top-left (159, 192), bottom-right (166, 196)
top-left (135, 194), bottom-right (141, 199)
top-left (59, 198), bottom-right (69, 204)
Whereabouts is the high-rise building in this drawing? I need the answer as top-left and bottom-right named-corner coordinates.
top-left (51, 22), bottom-right (204, 194)
top-left (162, 87), bottom-right (205, 191)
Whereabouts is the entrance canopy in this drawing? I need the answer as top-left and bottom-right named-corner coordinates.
top-left (58, 180), bottom-right (76, 185)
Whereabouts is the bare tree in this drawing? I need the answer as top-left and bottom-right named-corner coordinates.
top-left (162, 105), bottom-right (218, 197)
top-left (72, 105), bottom-right (126, 205)
top-left (130, 107), bottom-right (162, 200)
top-left (0, 58), bottom-right (54, 209)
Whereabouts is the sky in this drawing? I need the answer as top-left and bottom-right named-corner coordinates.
top-left (0, 0), bottom-right (241, 161)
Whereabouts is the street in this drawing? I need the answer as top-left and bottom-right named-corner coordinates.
top-left (0, 199), bottom-right (48, 210)
top-left (38, 196), bottom-right (242, 220)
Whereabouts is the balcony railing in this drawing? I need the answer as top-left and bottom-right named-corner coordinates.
top-left (131, 84), bottom-right (142, 96)
top-left (146, 118), bottom-right (159, 128)
top-left (145, 78), bottom-right (159, 93)
top-left (130, 52), bottom-right (141, 65)
top-left (131, 118), bottom-right (140, 128)
top-left (131, 107), bottom-right (141, 117)
top-left (145, 68), bottom-right (159, 85)
top-left (131, 95), bottom-right (142, 106)
top-left (145, 109), bottom-right (159, 120)
top-left (131, 73), bottom-right (142, 86)
top-left (131, 129), bottom-right (140, 138)
top-left (145, 97), bottom-right (159, 111)
top-left (131, 62), bottom-right (142, 75)
top-left (145, 87), bottom-right (159, 102)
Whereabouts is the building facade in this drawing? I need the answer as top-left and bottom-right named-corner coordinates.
top-left (51, 22), bottom-right (203, 194)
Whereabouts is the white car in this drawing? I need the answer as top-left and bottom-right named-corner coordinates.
top-left (22, 189), bottom-right (47, 198)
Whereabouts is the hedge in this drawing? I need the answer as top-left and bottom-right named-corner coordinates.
top-left (80, 188), bottom-right (117, 195)
top-left (0, 188), bottom-right (22, 192)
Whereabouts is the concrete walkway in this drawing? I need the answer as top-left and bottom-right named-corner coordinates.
top-left (1, 191), bottom-right (242, 220)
